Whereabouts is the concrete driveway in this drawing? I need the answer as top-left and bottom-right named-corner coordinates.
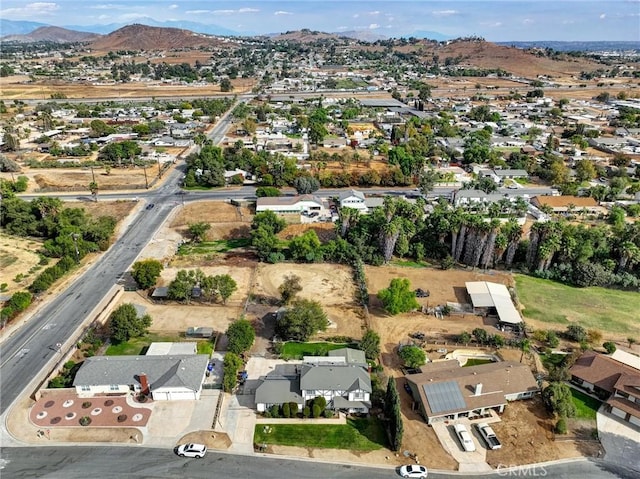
top-left (431, 420), bottom-right (493, 472)
top-left (597, 410), bottom-right (640, 472)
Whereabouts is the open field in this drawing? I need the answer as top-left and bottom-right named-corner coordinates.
top-left (254, 418), bottom-right (386, 451)
top-left (68, 200), bottom-right (139, 225)
top-left (251, 262), bottom-right (364, 340)
top-left (0, 75), bottom-right (255, 100)
top-left (515, 274), bottom-right (640, 339)
top-left (0, 233), bottom-right (44, 294)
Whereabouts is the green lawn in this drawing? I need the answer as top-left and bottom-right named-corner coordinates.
top-left (178, 238), bottom-right (250, 255)
top-left (515, 274), bottom-right (640, 336)
top-left (254, 418), bottom-right (386, 451)
top-left (571, 388), bottom-right (602, 420)
top-left (280, 342), bottom-right (354, 359)
top-left (105, 333), bottom-right (185, 355)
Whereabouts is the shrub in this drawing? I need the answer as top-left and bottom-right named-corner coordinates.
top-left (282, 402), bottom-right (290, 418)
top-left (303, 406), bottom-right (310, 418)
top-left (79, 416), bottom-right (92, 426)
top-left (313, 396), bottom-right (327, 410)
top-left (81, 401), bottom-right (92, 409)
top-left (603, 341), bottom-right (616, 354)
top-left (555, 418), bottom-right (567, 435)
top-left (270, 404), bottom-right (280, 418)
top-left (312, 404), bottom-right (322, 418)
top-left (288, 402), bottom-right (299, 417)
top-left (324, 410), bottom-right (334, 419)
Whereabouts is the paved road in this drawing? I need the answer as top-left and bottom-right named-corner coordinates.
top-left (0, 447), bottom-right (636, 479)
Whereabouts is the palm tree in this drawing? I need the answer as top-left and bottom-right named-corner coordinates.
top-left (618, 241), bottom-right (640, 272)
top-left (338, 207), bottom-right (359, 238)
top-left (503, 220), bottom-right (523, 269)
top-left (480, 219), bottom-right (501, 269)
top-left (89, 181), bottom-right (99, 202)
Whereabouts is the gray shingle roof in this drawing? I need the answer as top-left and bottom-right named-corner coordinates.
top-left (300, 364), bottom-right (372, 393)
top-left (328, 348), bottom-right (367, 368)
top-left (73, 355), bottom-right (209, 393)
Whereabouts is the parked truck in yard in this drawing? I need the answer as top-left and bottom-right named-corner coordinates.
top-left (476, 422), bottom-right (502, 450)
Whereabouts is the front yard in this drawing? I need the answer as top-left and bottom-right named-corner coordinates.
top-left (254, 418), bottom-right (387, 451)
top-left (105, 332), bottom-right (213, 356)
top-left (571, 388), bottom-right (602, 420)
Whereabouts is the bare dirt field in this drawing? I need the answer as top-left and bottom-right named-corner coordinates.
top-left (170, 201), bottom-right (252, 241)
top-left (118, 291), bottom-right (243, 336)
top-left (0, 76), bottom-right (255, 100)
top-left (251, 263), bottom-right (365, 340)
top-left (68, 200), bottom-right (139, 225)
top-left (0, 233), bottom-right (43, 294)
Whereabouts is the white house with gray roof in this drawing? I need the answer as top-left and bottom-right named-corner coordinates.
top-left (73, 354), bottom-right (209, 401)
top-left (338, 190), bottom-right (369, 214)
top-left (255, 348), bottom-right (371, 413)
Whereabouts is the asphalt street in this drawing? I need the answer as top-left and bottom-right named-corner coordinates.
top-left (0, 447), bottom-right (636, 479)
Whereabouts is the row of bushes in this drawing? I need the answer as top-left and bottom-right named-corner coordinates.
top-left (29, 256), bottom-right (77, 294)
top-left (263, 397), bottom-right (334, 419)
top-left (1, 291), bottom-right (33, 324)
top-left (533, 262), bottom-right (640, 289)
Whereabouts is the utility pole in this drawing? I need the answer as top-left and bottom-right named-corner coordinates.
top-left (157, 158), bottom-right (162, 179)
top-left (143, 165), bottom-right (149, 189)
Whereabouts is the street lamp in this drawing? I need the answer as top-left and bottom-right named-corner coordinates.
top-left (70, 233), bottom-right (80, 263)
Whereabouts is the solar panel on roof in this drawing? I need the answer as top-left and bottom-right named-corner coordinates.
top-left (423, 381), bottom-right (466, 414)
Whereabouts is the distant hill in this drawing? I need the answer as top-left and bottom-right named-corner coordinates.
top-left (498, 41), bottom-right (640, 52)
top-left (0, 19), bottom-right (49, 36)
top-left (64, 17), bottom-right (239, 37)
top-left (89, 24), bottom-right (221, 51)
top-left (409, 30), bottom-right (452, 42)
top-left (2, 26), bottom-right (100, 43)
top-left (334, 30), bottom-right (387, 42)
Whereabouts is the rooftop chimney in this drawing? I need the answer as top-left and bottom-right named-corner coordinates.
top-left (474, 383), bottom-right (483, 396)
top-left (139, 373), bottom-right (150, 396)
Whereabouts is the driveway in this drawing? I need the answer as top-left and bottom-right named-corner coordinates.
top-left (431, 419), bottom-right (493, 472)
top-left (597, 410), bottom-right (640, 472)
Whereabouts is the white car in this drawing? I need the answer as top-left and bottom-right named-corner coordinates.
top-left (399, 464), bottom-right (428, 478)
top-left (453, 424), bottom-right (476, 452)
top-left (175, 443), bottom-right (207, 458)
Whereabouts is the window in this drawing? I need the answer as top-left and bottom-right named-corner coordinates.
top-left (109, 385), bottom-right (119, 391)
top-left (81, 385), bottom-right (90, 392)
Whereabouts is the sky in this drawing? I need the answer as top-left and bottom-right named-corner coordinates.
top-left (1, 0), bottom-right (639, 41)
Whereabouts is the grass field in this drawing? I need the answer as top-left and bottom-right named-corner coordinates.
top-left (177, 238), bottom-right (250, 255)
top-left (254, 418), bottom-right (386, 451)
top-left (570, 388), bottom-right (602, 420)
top-left (515, 275), bottom-right (640, 336)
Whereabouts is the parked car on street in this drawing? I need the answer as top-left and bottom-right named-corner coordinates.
top-left (175, 443), bottom-right (207, 458)
top-left (399, 464), bottom-right (428, 478)
top-left (453, 424), bottom-right (476, 452)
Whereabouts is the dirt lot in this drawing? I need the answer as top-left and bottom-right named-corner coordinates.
top-left (251, 263), bottom-right (365, 340)
top-left (68, 200), bottom-right (139, 225)
top-left (0, 233), bottom-right (44, 294)
top-left (170, 201), bottom-right (252, 241)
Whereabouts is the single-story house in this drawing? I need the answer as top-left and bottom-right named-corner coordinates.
top-left (256, 194), bottom-right (326, 216)
top-left (406, 360), bottom-right (539, 424)
top-left (569, 350), bottom-right (640, 427)
top-left (73, 354), bottom-right (209, 401)
top-left (465, 281), bottom-right (522, 327)
top-left (531, 195), bottom-right (603, 215)
top-left (255, 348), bottom-right (372, 414)
top-left (493, 169), bottom-right (529, 180)
top-left (338, 189), bottom-right (369, 214)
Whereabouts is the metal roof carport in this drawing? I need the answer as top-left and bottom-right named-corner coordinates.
top-left (465, 281), bottom-right (522, 325)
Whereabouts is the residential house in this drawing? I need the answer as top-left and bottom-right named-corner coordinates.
top-left (338, 189), bottom-right (369, 214)
top-left (406, 360), bottom-right (539, 425)
top-left (531, 195), bottom-right (603, 215)
top-left (255, 348), bottom-right (372, 414)
top-left (569, 350), bottom-right (640, 427)
top-left (256, 195), bottom-right (326, 216)
top-left (73, 353), bottom-right (209, 400)
top-left (493, 169), bottom-right (529, 181)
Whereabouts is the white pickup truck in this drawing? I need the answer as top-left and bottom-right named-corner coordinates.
top-left (476, 422), bottom-right (502, 450)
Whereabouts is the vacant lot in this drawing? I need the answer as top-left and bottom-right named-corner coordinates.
top-left (116, 291), bottom-right (243, 338)
top-left (0, 234), bottom-right (43, 294)
top-left (515, 274), bottom-right (640, 340)
top-left (251, 262), bottom-right (364, 340)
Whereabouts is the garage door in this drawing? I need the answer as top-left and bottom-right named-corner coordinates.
top-left (153, 390), bottom-right (196, 401)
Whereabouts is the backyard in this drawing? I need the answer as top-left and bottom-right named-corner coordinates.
top-left (279, 342), bottom-right (356, 360)
top-left (105, 332), bottom-right (201, 355)
top-left (254, 418), bottom-right (386, 451)
top-left (515, 275), bottom-right (640, 339)
top-left (571, 388), bottom-right (602, 420)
